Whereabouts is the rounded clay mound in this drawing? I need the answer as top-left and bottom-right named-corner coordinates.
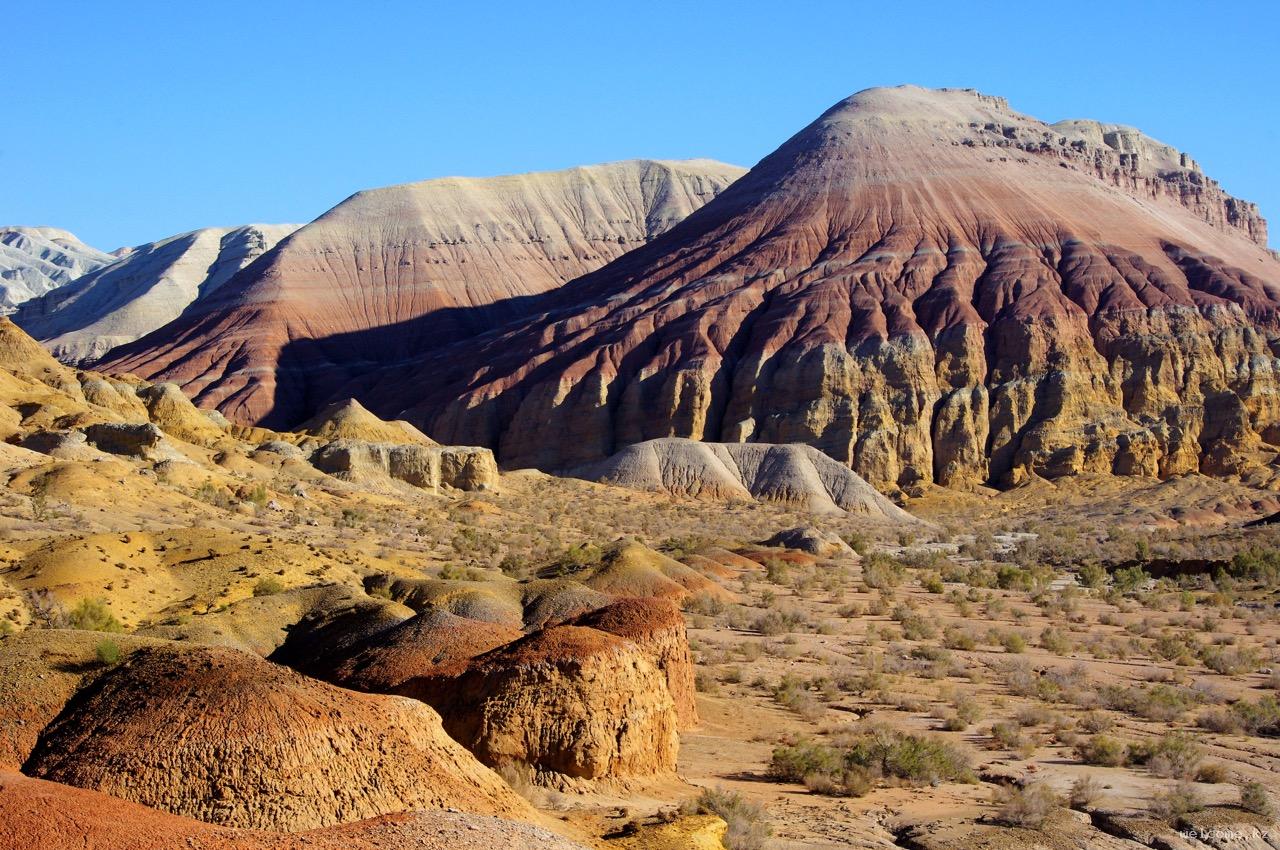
top-left (321, 608), bottom-right (523, 691)
top-left (369, 576), bottom-right (524, 628)
top-left (518, 578), bottom-right (613, 629)
top-left (22, 643), bottom-right (533, 831)
top-left (299, 398), bottom-right (437, 445)
top-left (0, 630), bottom-right (168, 769)
top-left (577, 541), bottom-right (729, 602)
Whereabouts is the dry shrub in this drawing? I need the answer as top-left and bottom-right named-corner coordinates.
top-left (1149, 781), bottom-right (1204, 820)
top-left (686, 787), bottom-right (771, 850)
top-left (993, 781), bottom-right (1060, 829)
top-left (1068, 775), bottom-right (1104, 810)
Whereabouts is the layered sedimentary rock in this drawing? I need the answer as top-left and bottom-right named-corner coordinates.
top-left (569, 597), bottom-right (698, 728)
top-left (309, 439), bottom-right (498, 491)
top-left (583, 437), bottom-right (916, 516)
top-left (21, 642), bottom-right (533, 831)
top-left (395, 625), bottom-right (679, 784)
top-left (99, 160), bottom-right (746, 427)
top-left (351, 86), bottom-right (1280, 492)
top-left (14, 224), bottom-right (297, 363)
top-left (0, 772), bottom-right (590, 850)
top-left (299, 397), bottom-right (437, 444)
top-left (0, 226), bottom-right (113, 312)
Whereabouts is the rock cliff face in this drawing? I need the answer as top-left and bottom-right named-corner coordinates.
top-left (569, 597), bottom-right (699, 729)
top-left (14, 225), bottom-right (298, 363)
top-left (397, 625), bottom-right (679, 785)
top-left (98, 160), bottom-right (745, 427)
top-left (358, 86), bottom-right (1280, 492)
top-left (309, 440), bottom-right (499, 492)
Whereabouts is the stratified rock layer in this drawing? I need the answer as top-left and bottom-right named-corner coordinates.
top-left (0, 227), bottom-right (112, 312)
top-left (569, 597), bottom-right (699, 728)
top-left (396, 625), bottom-right (679, 784)
top-left (583, 437), bottom-right (916, 516)
top-left (359, 86), bottom-right (1280, 492)
top-left (14, 224), bottom-right (297, 363)
top-left (100, 160), bottom-right (745, 427)
top-left (309, 440), bottom-right (498, 492)
top-left (22, 642), bottom-right (533, 831)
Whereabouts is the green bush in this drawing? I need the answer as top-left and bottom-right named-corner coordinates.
top-left (842, 532), bottom-right (870, 556)
top-left (763, 558), bottom-right (790, 585)
top-left (1000, 631), bottom-right (1027, 654)
top-left (1222, 695), bottom-right (1280, 736)
top-left (1113, 565), bottom-right (1151, 594)
top-left (1149, 781), bottom-right (1204, 820)
top-left (1228, 548), bottom-right (1280, 584)
top-left (769, 739), bottom-right (842, 782)
top-left (252, 576), bottom-right (285, 596)
top-left (803, 765), bottom-right (874, 797)
top-left (1134, 733), bottom-right (1202, 779)
top-left (67, 598), bottom-right (123, 633)
top-left (1201, 645), bottom-right (1262, 676)
top-left (1099, 683), bottom-right (1196, 722)
top-left (1039, 628), bottom-right (1072, 655)
top-left (996, 565), bottom-right (1034, 591)
top-left (1068, 775), bottom-right (1104, 810)
top-left (1075, 735), bottom-right (1127, 767)
top-left (1240, 781), bottom-right (1274, 817)
top-left (943, 626), bottom-right (977, 651)
top-left (862, 553), bottom-right (905, 589)
top-left (843, 725), bottom-right (974, 784)
top-left (772, 726), bottom-right (973, 795)
top-left (95, 638), bottom-right (122, 666)
top-left (1077, 562), bottom-right (1106, 589)
top-left (989, 721), bottom-right (1029, 753)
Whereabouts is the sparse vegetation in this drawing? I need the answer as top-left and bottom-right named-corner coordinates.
top-left (67, 598), bottom-right (123, 633)
top-left (992, 782), bottom-right (1059, 829)
top-left (1149, 781), bottom-right (1204, 820)
top-left (252, 576), bottom-right (285, 596)
top-left (95, 638), bottom-right (123, 666)
top-left (1239, 781), bottom-right (1274, 817)
top-left (685, 787), bottom-right (772, 850)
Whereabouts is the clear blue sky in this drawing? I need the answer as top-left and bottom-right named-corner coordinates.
top-left (7, 1), bottom-right (1278, 250)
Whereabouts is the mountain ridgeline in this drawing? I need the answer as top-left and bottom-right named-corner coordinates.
top-left (82, 86), bottom-right (1280, 493)
top-left (351, 86), bottom-right (1280, 493)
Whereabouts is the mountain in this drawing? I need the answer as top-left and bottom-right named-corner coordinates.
top-left (0, 227), bottom-right (114, 312)
top-left (13, 224), bottom-right (298, 364)
top-left (348, 86), bottom-right (1280, 492)
top-left (97, 159), bottom-right (746, 427)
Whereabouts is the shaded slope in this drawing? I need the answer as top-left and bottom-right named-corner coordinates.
top-left (99, 159), bottom-right (745, 427)
top-left (14, 224), bottom-right (297, 363)
top-left (0, 226), bottom-right (112, 312)
top-left (342, 86), bottom-right (1280, 491)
